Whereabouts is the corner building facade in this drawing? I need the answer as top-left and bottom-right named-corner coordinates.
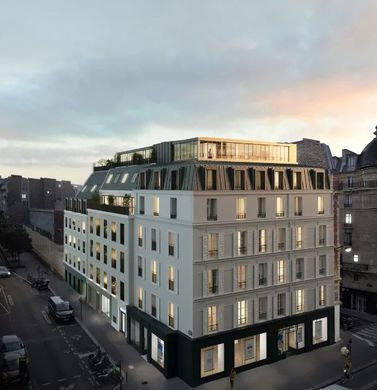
top-left (64, 137), bottom-right (337, 386)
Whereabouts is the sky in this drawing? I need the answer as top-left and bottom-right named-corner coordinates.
top-left (1, 1), bottom-right (377, 184)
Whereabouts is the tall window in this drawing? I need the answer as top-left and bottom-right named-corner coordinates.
top-left (258, 197), bottom-right (266, 218)
top-left (103, 219), bottom-right (108, 239)
top-left (274, 171), bottom-right (284, 190)
top-left (319, 225), bottom-right (326, 246)
top-left (208, 269), bottom-right (218, 294)
top-left (319, 255), bottom-right (326, 276)
top-left (255, 171), bottom-right (265, 190)
top-left (151, 228), bottom-right (157, 251)
top-left (139, 195), bottom-right (145, 214)
top-left (237, 231), bottom-right (247, 255)
top-left (96, 242), bottom-right (100, 260)
top-left (235, 170), bottom-right (245, 190)
top-left (138, 288), bottom-right (143, 309)
top-left (103, 245), bottom-right (107, 264)
top-left (96, 267), bottom-right (101, 284)
top-left (317, 196), bottom-right (324, 214)
top-left (345, 213), bottom-right (352, 224)
top-left (89, 264), bottom-right (93, 280)
top-left (296, 226), bottom-right (302, 249)
top-left (276, 197), bottom-right (284, 217)
top-left (120, 223), bottom-right (125, 245)
top-left (90, 216), bottom-right (93, 234)
top-left (293, 171), bottom-right (302, 189)
top-left (120, 251), bottom-right (125, 273)
top-left (138, 225), bottom-right (143, 247)
top-left (319, 285), bottom-right (326, 306)
top-left (153, 171), bottom-right (161, 189)
top-left (120, 281), bottom-right (125, 301)
top-left (207, 198), bottom-right (217, 221)
top-left (278, 228), bottom-right (286, 250)
top-left (111, 222), bottom-right (116, 242)
top-left (95, 218), bottom-right (100, 236)
top-left (168, 266), bottom-right (175, 291)
top-left (296, 258), bottom-right (304, 279)
top-left (137, 256), bottom-right (143, 277)
top-left (206, 169), bottom-right (217, 190)
top-left (296, 289), bottom-right (304, 312)
top-left (353, 254), bottom-right (359, 263)
top-left (347, 176), bottom-right (353, 188)
top-left (207, 306), bottom-right (217, 331)
top-left (258, 297), bottom-right (267, 320)
top-left (170, 197), bottom-right (177, 219)
top-left (207, 233), bottom-right (218, 259)
top-left (151, 294), bottom-right (157, 317)
top-left (103, 271), bottom-right (108, 289)
top-left (258, 263), bottom-right (267, 286)
top-left (344, 194), bottom-right (352, 208)
top-left (171, 170), bottom-right (179, 190)
top-left (294, 196), bottom-right (302, 216)
top-left (259, 229), bottom-right (267, 253)
top-left (168, 232), bottom-right (176, 256)
top-left (236, 197), bottom-right (246, 219)
top-left (237, 300), bottom-right (247, 325)
top-left (317, 172), bottom-right (324, 189)
top-left (168, 303), bottom-right (175, 328)
top-left (277, 293), bottom-right (286, 316)
top-left (151, 260), bottom-right (158, 284)
top-left (153, 196), bottom-right (160, 216)
top-left (111, 276), bottom-right (116, 296)
top-left (277, 260), bottom-right (285, 283)
top-left (111, 249), bottom-right (116, 269)
top-left (237, 265), bottom-right (246, 289)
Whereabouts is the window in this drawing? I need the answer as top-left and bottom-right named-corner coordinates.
top-left (208, 269), bottom-right (218, 294)
top-left (101, 295), bottom-right (110, 317)
top-left (106, 174), bottom-right (113, 184)
top-left (95, 218), bottom-right (100, 236)
top-left (103, 219), bottom-right (108, 239)
top-left (96, 267), bottom-right (101, 284)
top-left (168, 303), bottom-right (175, 328)
top-left (111, 222), bottom-right (116, 242)
top-left (319, 285), bottom-right (326, 306)
top-left (347, 176), bottom-right (353, 188)
top-left (82, 221), bottom-right (86, 233)
top-left (168, 266), bottom-right (175, 291)
top-left (276, 197), bottom-right (284, 217)
top-left (171, 170), bottom-right (179, 190)
top-left (140, 172), bottom-right (146, 189)
top-left (131, 173), bottom-right (138, 183)
top-left (296, 226), bottom-right (302, 249)
top-left (138, 288), bottom-right (143, 309)
top-left (111, 248), bottom-right (116, 269)
top-left (278, 228), bottom-right (286, 250)
top-left (120, 251), bottom-right (125, 273)
top-left (237, 231), bottom-right (247, 255)
top-left (90, 216), bottom-right (93, 234)
top-left (353, 254), bottom-right (359, 263)
top-left (258, 263), bottom-right (267, 286)
top-left (138, 225), bottom-right (143, 247)
top-left (200, 344), bottom-right (224, 378)
top-left (274, 171), bottom-right (284, 190)
top-left (153, 196), bottom-right (160, 216)
top-left (317, 172), bottom-right (324, 189)
top-left (319, 255), bottom-right (326, 275)
top-left (96, 242), bottom-right (100, 260)
top-left (103, 245), bottom-right (107, 264)
top-left (89, 264), bottom-right (93, 280)
top-left (313, 317), bottom-right (328, 344)
top-left (120, 223), bottom-right (125, 245)
top-left (121, 173), bottom-right (129, 183)
top-left (151, 228), bottom-right (157, 251)
top-left (345, 213), bottom-right (352, 225)
top-left (208, 306), bottom-right (217, 331)
top-left (258, 229), bottom-right (267, 253)
top-left (103, 271), bottom-right (108, 289)
top-left (236, 197), bottom-right (246, 219)
top-left (317, 196), bottom-right (324, 214)
top-left (207, 198), bottom-right (217, 221)
top-left (137, 256), bottom-right (143, 277)
top-left (237, 265), bottom-right (246, 289)
top-left (294, 196), bottom-right (302, 216)
top-left (168, 232), bottom-right (176, 256)
top-left (277, 260), bottom-right (285, 283)
top-left (153, 171), bottom-right (161, 189)
top-left (151, 294), bottom-right (157, 317)
top-left (258, 297), bottom-right (267, 320)
top-left (139, 196), bottom-right (145, 214)
top-left (344, 194), bottom-right (352, 208)
top-left (296, 258), bottom-right (304, 279)
top-left (237, 300), bottom-right (247, 325)
top-left (293, 171), bottom-right (302, 189)
top-left (319, 225), bottom-right (326, 246)
top-left (277, 293), bottom-right (286, 316)
top-left (170, 197), bottom-right (177, 219)
top-left (207, 233), bottom-right (218, 258)
top-left (256, 171), bottom-right (265, 190)
top-left (296, 289), bottom-right (304, 312)
top-left (90, 184), bottom-right (97, 192)
top-left (111, 276), bottom-right (116, 296)
top-left (258, 197), bottom-right (266, 218)
top-left (235, 170), bottom-right (245, 190)
top-left (120, 281), bottom-right (125, 301)
top-left (206, 169), bottom-right (217, 190)
top-left (90, 240), bottom-right (93, 257)
top-left (151, 260), bottom-right (158, 284)
top-left (234, 333), bottom-right (266, 368)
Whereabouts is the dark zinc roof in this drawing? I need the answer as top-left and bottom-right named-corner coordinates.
top-left (358, 128), bottom-right (377, 169)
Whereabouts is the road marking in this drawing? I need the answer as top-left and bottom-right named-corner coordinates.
top-left (57, 378), bottom-right (68, 382)
top-left (7, 294), bottom-right (14, 306)
top-left (73, 374), bottom-right (81, 379)
top-left (42, 382), bottom-right (52, 386)
top-left (41, 310), bottom-right (52, 324)
top-left (353, 333), bottom-right (374, 346)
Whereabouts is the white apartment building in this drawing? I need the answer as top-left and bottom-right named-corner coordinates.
top-left (64, 137), bottom-right (337, 386)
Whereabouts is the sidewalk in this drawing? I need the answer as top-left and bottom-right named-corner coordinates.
top-left (13, 252), bottom-right (377, 390)
top-left (341, 307), bottom-right (377, 323)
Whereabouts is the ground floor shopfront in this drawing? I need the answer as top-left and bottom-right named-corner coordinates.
top-left (342, 287), bottom-right (377, 315)
top-left (126, 306), bottom-right (335, 387)
top-left (64, 265), bottom-right (86, 296)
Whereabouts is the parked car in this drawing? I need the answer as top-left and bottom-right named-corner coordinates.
top-left (340, 315), bottom-right (354, 330)
top-left (0, 335), bottom-right (27, 359)
top-left (0, 351), bottom-right (29, 386)
top-left (0, 266), bottom-right (11, 278)
top-left (48, 296), bottom-right (75, 323)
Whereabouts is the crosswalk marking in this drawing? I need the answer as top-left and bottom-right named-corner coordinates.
top-left (353, 323), bottom-right (377, 346)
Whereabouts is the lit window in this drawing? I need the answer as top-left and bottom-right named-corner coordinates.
top-left (138, 225), bottom-right (143, 247)
top-left (296, 226), bottom-right (302, 249)
top-left (258, 229), bottom-right (266, 253)
top-left (237, 265), bottom-right (246, 289)
top-left (103, 272), bottom-right (108, 289)
top-left (90, 184), bottom-right (97, 192)
top-left (138, 288), bottom-right (143, 309)
top-left (153, 196), bottom-right (160, 216)
top-left (168, 232), bottom-right (176, 256)
top-left (168, 266), bottom-right (175, 291)
top-left (277, 260), bottom-right (285, 283)
top-left (168, 303), bottom-right (175, 328)
top-left (151, 260), bottom-right (158, 284)
top-left (345, 213), bottom-right (352, 224)
top-left (236, 197), bottom-right (246, 219)
top-left (317, 196), bottom-right (324, 214)
top-left (207, 306), bottom-right (217, 332)
top-left (106, 174), bottom-right (113, 184)
top-left (237, 300), bottom-right (247, 326)
top-left (353, 254), bottom-right (359, 263)
top-left (296, 289), bottom-right (304, 312)
top-left (207, 233), bottom-right (218, 259)
top-left (121, 173), bottom-right (129, 183)
top-left (319, 285), bottom-right (326, 306)
top-left (276, 197), bottom-right (284, 217)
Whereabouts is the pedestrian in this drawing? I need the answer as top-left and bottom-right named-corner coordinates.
top-left (347, 337), bottom-right (352, 356)
top-left (229, 367), bottom-right (236, 389)
top-left (344, 358), bottom-right (352, 380)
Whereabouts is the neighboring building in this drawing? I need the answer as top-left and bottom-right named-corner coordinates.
top-left (64, 137), bottom-right (336, 386)
top-left (334, 128), bottom-right (377, 314)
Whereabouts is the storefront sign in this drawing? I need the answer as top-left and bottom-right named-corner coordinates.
top-left (204, 349), bottom-right (214, 372)
top-left (245, 337), bottom-right (255, 360)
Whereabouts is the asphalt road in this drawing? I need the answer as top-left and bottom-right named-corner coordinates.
top-left (0, 272), bottom-right (118, 389)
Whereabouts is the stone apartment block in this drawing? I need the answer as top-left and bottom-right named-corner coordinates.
top-left (64, 137), bottom-right (337, 386)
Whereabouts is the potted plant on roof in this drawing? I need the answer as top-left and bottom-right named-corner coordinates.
top-left (123, 194), bottom-right (132, 208)
top-left (108, 195), bottom-right (115, 205)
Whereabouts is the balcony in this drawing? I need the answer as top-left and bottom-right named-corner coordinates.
top-left (259, 312), bottom-right (267, 320)
top-left (238, 246), bottom-right (247, 255)
top-left (207, 249), bottom-right (218, 259)
top-left (344, 223), bottom-right (352, 228)
top-left (170, 213), bottom-right (177, 219)
top-left (138, 238), bottom-right (143, 247)
top-left (277, 275), bottom-right (285, 283)
top-left (294, 211), bottom-right (302, 216)
top-left (319, 299), bottom-right (325, 306)
top-left (259, 244), bottom-right (267, 253)
top-left (296, 271), bottom-right (303, 279)
top-left (168, 280), bottom-right (175, 291)
top-left (277, 308), bottom-right (285, 316)
top-left (296, 241), bottom-right (303, 249)
top-left (151, 241), bottom-right (157, 251)
top-left (296, 305), bottom-right (303, 312)
top-left (236, 213), bottom-right (246, 220)
top-left (258, 212), bottom-right (266, 218)
top-left (276, 212), bottom-right (284, 218)
top-left (208, 323), bottom-right (218, 332)
top-left (319, 238), bottom-right (326, 245)
top-left (151, 306), bottom-right (157, 317)
top-left (318, 210), bottom-right (325, 215)
top-left (278, 242), bottom-right (285, 250)
top-left (207, 215), bottom-right (218, 221)
top-left (151, 273), bottom-right (157, 284)
top-left (208, 284), bottom-right (218, 294)
top-left (140, 209), bottom-right (145, 215)
top-left (168, 315), bottom-right (175, 328)
top-left (319, 268), bottom-right (326, 276)
top-left (344, 203), bottom-right (352, 208)
top-left (238, 316), bottom-right (247, 326)
top-left (168, 245), bottom-right (175, 256)
top-left (153, 211), bottom-right (159, 216)
top-left (259, 277), bottom-right (267, 286)
top-left (138, 267), bottom-right (143, 277)
top-left (87, 201), bottom-right (134, 215)
top-left (238, 281), bottom-right (246, 289)
top-left (138, 299), bottom-right (143, 309)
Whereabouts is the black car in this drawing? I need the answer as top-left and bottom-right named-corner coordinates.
top-left (48, 296), bottom-right (75, 323)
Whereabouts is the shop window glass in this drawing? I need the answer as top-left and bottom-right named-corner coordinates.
top-left (234, 333), bottom-right (267, 368)
top-left (313, 317), bottom-right (328, 344)
top-left (151, 334), bottom-right (165, 368)
top-left (200, 344), bottom-right (224, 378)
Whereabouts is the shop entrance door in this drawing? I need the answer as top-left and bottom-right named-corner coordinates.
top-left (120, 310), bottom-right (127, 335)
top-left (142, 327), bottom-right (148, 355)
top-left (278, 323), bottom-right (305, 356)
